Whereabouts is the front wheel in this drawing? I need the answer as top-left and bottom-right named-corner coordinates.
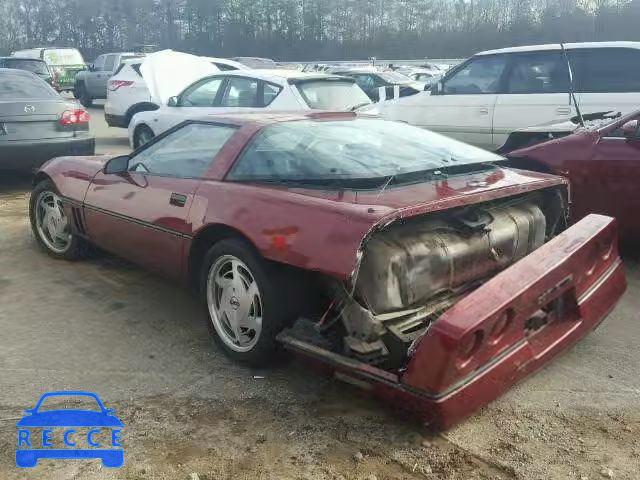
top-left (201, 238), bottom-right (297, 365)
top-left (133, 125), bottom-right (155, 149)
top-left (76, 83), bottom-right (93, 108)
top-left (29, 180), bottom-right (88, 260)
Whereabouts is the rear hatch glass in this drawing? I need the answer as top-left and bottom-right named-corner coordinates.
top-left (296, 80), bottom-right (372, 110)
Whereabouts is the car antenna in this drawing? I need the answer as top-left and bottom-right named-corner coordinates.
top-left (560, 42), bottom-right (585, 128)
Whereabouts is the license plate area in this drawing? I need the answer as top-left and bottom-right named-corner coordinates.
top-left (526, 288), bottom-right (580, 357)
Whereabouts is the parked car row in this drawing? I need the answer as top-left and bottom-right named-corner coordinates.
top-left (3, 41), bottom-right (637, 430)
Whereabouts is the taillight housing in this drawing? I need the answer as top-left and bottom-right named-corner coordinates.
top-left (60, 109), bottom-right (90, 126)
top-left (108, 80), bottom-right (134, 91)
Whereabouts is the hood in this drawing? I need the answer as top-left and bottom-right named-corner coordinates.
top-left (140, 50), bottom-right (219, 106)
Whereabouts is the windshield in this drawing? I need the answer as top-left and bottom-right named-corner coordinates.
top-left (2, 59), bottom-right (48, 74)
top-left (378, 71), bottom-right (413, 83)
top-left (43, 48), bottom-right (84, 66)
top-left (296, 80), bottom-right (371, 110)
top-left (0, 72), bottom-right (58, 99)
top-left (228, 118), bottom-right (503, 184)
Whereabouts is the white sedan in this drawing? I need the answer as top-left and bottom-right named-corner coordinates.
top-left (128, 69), bottom-right (375, 148)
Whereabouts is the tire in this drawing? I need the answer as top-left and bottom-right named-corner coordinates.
top-left (77, 83), bottom-right (93, 108)
top-left (30, 180), bottom-right (89, 260)
top-left (200, 238), bottom-right (298, 365)
top-left (133, 125), bottom-right (155, 149)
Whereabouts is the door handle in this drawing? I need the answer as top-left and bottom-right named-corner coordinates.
top-left (556, 107), bottom-right (571, 115)
top-left (479, 107), bottom-right (489, 115)
top-left (169, 193), bottom-right (187, 207)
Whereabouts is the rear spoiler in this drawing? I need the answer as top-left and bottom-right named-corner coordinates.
top-left (287, 75), bottom-right (356, 85)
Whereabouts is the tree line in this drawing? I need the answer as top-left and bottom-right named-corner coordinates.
top-left (1, 0), bottom-right (640, 61)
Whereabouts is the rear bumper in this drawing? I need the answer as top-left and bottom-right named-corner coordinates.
top-left (0, 136), bottom-right (95, 172)
top-left (279, 215), bottom-right (626, 429)
top-left (104, 113), bottom-right (128, 128)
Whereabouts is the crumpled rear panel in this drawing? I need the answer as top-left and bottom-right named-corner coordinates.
top-left (355, 202), bottom-right (546, 314)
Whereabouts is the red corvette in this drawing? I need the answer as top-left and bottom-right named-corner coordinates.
top-left (30, 112), bottom-right (626, 428)
top-left (506, 110), bottom-right (640, 241)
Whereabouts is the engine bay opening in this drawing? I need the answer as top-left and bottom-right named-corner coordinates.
top-left (285, 187), bottom-right (569, 372)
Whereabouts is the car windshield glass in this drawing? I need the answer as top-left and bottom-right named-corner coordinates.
top-left (37, 395), bottom-right (101, 412)
top-left (3, 59), bottom-right (48, 74)
top-left (0, 73), bottom-right (58, 99)
top-left (378, 72), bottom-right (412, 83)
top-left (43, 48), bottom-right (84, 65)
top-left (296, 81), bottom-right (371, 110)
top-left (228, 118), bottom-right (503, 183)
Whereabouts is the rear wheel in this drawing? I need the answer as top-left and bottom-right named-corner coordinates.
top-left (76, 83), bottom-right (93, 108)
top-left (200, 238), bottom-right (297, 365)
top-left (134, 125), bottom-right (155, 149)
top-left (30, 180), bottom-right (88, 260)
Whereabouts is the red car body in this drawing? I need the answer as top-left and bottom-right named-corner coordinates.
top-left (507, 110), bottom-right (640, 241)
top-left (35, 112), bottom-right (626, 429)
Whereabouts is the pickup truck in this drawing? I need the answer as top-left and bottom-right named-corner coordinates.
top-left (74, 52), bottom-right (144, 107)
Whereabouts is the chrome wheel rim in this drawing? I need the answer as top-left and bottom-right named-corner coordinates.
top-left (206, 255), bottom-right (263, 352)
top-left (34, 191), bottom-right (72, 254)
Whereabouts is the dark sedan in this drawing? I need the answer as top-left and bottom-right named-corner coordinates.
top-left (0, 68), bottom-right (94, 172)
top-left (331, 69), bottom-right (425, 102)
top-left (0, 57), bottom-right (55, 88)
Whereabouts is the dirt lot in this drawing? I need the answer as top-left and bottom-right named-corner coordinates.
top-left (0, 104), bottom-right (639, 479)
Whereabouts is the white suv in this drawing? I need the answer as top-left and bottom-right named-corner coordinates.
top-left (379, 41), bottom-right (640, 151)
top-left (104, 59), bottom-right (156, 128)
top-left (104, 52), bottom-right (243, 128)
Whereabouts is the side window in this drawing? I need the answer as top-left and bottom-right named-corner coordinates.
top-left (93, 55), bottom-right (105, 71)
top-left (571, 48), bottom-right (640, 93)
top-left (129, 123), bottom-right (236, 178)
top-left (180, 77), bottom-right (224, 107)
top-left (505, 52), bottom-right (569, 94)
top-left (354, 75), bottom-right (375, 91)
top-left (103, 54), bottom-right (117, 72)
top-left (263, 82), bottom-right (282, 107)
top-left (443, 55), bottom-right (507, 95)
top-left (221, 77), bottom-right (259, 107)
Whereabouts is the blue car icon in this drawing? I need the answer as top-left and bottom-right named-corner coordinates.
top-left (16, 391), bottom-right (123, 468)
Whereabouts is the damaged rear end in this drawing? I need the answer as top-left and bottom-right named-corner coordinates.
top-left (278, 184), bottom-right (625, 429)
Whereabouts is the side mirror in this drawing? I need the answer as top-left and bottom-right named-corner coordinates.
top-left (622, 120), bottom-right (640, 140)
top-left (167, 96), bottom-right (179, 107)
top-left (104, 155), bottom-right (130, 174)
top-left (87, 63), bottom-right (95, 72)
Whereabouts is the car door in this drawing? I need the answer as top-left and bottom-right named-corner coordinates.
top-left (381, 54), bottom-right (507, 150)
top-left (154, 76), bottom-right (227, 134)
top-left (492, 51), bottom-right (573, 151)
top-left (569, 47), bottom-right (640, 118)
top-left (85, 55), bottom-right (105, 95)
top-left (569, 114), bottom-right (640, 239)
top-left (83, 121), bottom-right (237, 277)
top-left (93, 54), bottom-right (118, 97)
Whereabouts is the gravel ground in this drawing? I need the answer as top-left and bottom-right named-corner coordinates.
top-left (0, 103), bottom-right (638, 479)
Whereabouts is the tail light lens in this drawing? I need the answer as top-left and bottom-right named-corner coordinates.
top-left (108, 80), bottom-right (134, 91)
top-left (60, 109), bottom-right (90, 125)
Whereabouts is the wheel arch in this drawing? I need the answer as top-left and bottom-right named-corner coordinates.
top-left (125, 102), bottom-right (159, 125)
top-left (32, 171), bottom-right (53, 187)
top-left (188, 223), bottom-right (261, 290)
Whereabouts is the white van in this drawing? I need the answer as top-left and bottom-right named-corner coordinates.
top-left (379, 42), bottom-right (640, 151)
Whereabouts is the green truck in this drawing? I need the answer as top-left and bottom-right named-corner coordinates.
top-left (11, 47), bottom-right (86, 93)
